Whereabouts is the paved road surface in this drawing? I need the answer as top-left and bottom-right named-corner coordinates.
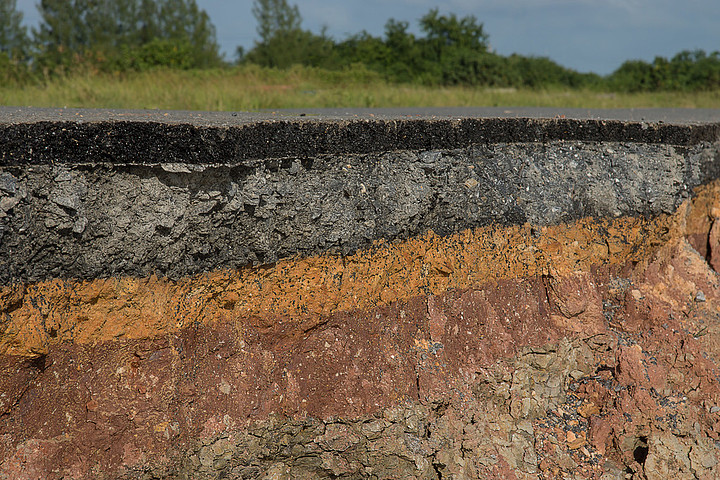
top-left (1, 106), bottom-right (720, 126)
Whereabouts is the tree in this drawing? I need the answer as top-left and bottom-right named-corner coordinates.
top-left (667, 50), bottom-right (720, 91)
top-left (418, 9), bottom-right (490, 85)
top-left (329, 9), bottom-right (495, 85)
top-left (0, 0), bottom-right (29, 59)
top-left (33, 0), bottom-right (113, 67)
top-left (32, 0), bottom-right (221, 71)
top-left (335, 31), bottom-right (392, 72)
top-left (608, 59), bottom-right (655, 91)
top-left (245, 0), bottom-right (336, 68)
top-left (0, 0), bottom-right (31, 85)
top-left (420, 9), bottom-right (488, 52)
top-left (381, 19), bottom-right (423, 82)
top-left (155, 0), bottom-right (220, 67)
top-left (253, 0), bottom-right (301, 45)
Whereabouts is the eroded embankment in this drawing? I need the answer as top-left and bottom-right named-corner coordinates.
top-left (0, 211), bottom-right (670, 356)
top-left (2, 113), bottom-right (720, 479)
top-left (1, 182), bottom-right (720, 479)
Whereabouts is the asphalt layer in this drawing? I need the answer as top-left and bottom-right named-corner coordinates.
top-left (2, 106), bottom-right (720, 283)
top-left (1, 107), bottom-right (719, 167)
top-left (2, 106), bottom-right (720, 126)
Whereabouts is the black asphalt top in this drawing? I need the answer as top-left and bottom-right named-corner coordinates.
top-left (1, 107), bottom-right (719, 166)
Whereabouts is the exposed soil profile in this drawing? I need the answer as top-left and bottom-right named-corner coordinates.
top-left (0, 111), bottom-right (720, 480)
top-left (1, 180), bottom-right (720, 479)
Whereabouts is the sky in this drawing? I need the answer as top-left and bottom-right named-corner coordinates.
top-left (15, 0), bottom-right (720, 75)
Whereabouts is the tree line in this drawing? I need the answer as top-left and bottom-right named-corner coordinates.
top-left (2, 0), bottom-right (719, 92)
top-left (1, 0), bottom-right (221, 81)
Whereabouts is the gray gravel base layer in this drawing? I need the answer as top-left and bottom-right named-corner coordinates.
top-left (1, 139), bottom-right (719, 284)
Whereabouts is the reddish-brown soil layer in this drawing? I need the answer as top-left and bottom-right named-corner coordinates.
top-left (2, 183), bottom-right (720, 478)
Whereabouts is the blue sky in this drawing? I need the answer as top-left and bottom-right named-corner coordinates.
top-left (15, 0), bottom-right (720, 75)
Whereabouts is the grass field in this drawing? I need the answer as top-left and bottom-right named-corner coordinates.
top-left (2, 65), bottom-right (720, 111)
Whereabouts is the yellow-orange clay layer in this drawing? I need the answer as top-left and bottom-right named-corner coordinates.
top-left (2, 181), bottom-right (720, 356)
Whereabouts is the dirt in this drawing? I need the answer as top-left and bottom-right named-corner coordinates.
top-left (2, 178), bottom-right (720, 478)
top-left (0, 182), bottom-right (682, 357)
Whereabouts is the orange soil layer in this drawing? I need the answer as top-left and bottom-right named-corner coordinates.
top-left (2, 182), bottom-right (720, 357)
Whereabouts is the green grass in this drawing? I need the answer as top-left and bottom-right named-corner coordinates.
top-left (2, 64), bottom-right (720, 110)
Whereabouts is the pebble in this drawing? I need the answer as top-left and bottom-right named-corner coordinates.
top-left (0, 172), bottom-right (17, 194)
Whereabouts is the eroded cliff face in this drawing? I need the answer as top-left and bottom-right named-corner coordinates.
top-left (1, 114), bottom-right (720, 479)
top-left (1, 181), bottom-right (719, 479)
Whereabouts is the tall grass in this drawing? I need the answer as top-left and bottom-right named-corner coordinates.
top-left (2, 64), bottom-right (720, 110)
